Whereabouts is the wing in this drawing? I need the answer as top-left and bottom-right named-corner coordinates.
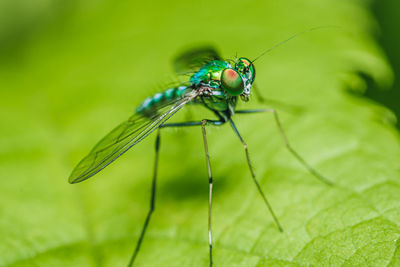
top-left (173, 46), bottom-right (222, 74)
top-left (69, 90), bottom-right (199, 184)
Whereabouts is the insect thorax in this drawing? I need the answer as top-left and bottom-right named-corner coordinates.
top-left (200, 90), bottom-right (237, 114)
top-left (189, 60), bottom-right (239, 115)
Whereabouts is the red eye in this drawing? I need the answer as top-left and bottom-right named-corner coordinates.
top-left (221, 68), bottom-right (244, 96)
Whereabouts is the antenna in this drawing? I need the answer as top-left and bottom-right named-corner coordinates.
top-left (250, 26), bottom-right (339, 64)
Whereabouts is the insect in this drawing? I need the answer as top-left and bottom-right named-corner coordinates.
top-left (69, 30), bottom-right (332, 266)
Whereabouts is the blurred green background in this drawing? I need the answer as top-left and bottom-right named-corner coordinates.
top-left (370, 0), bottom-right (400, 128)
top-left (1, 0), bottom-right (400, 266)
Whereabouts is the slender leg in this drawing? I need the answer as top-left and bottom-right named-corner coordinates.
top-left (166, 119), bottom-right (221, 266)
top-left (127, 120), bottom-right (224, 267)
top-left (201, 120), bottom-right (214, 267)
top-left (228, 119), bottom-right (283, 232)
top-left (235, 109), bottom-right (332, 185)
top-left (128, 128), bottom-right (161, 267)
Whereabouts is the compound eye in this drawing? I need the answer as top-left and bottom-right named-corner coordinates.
top-left (236, 57), bottom-right (255, 82)
top-left (239, 58), bottom-right (251, 67)
top-left (221, 68), bottom-right (244, 96)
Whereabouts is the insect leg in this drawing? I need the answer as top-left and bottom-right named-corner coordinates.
top-left (128, 120), bottom-right (224, 266)
top-left (201, 119), bottom-right (214, 267)
top-left (168, 119), bottom-right (223, 267)
top-left (164, 119), bottom-right (223, 267)
top-left (235, 109), bottom-right (332, 185)
top-left (128, 128), bottom-right (162, 267)
top-left (228, 118), bottom-right (283, 232)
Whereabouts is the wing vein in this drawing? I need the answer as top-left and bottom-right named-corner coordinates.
top-left (69, 90), bottom-right (199, 183)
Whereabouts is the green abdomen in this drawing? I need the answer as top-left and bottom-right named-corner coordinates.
top-left (136, 86), bottom-right (189, 115)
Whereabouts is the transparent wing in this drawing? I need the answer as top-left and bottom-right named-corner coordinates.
top-left (69, 90), bottom-right (199, 184)
top-left (173, 46), bottom-right (222, 74)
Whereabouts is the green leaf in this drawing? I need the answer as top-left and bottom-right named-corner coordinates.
top-left (0, 0), bottom-right (399, 266)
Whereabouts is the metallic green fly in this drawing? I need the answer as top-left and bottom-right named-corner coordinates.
top-left (69, 32), bottom-right (332, 267)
